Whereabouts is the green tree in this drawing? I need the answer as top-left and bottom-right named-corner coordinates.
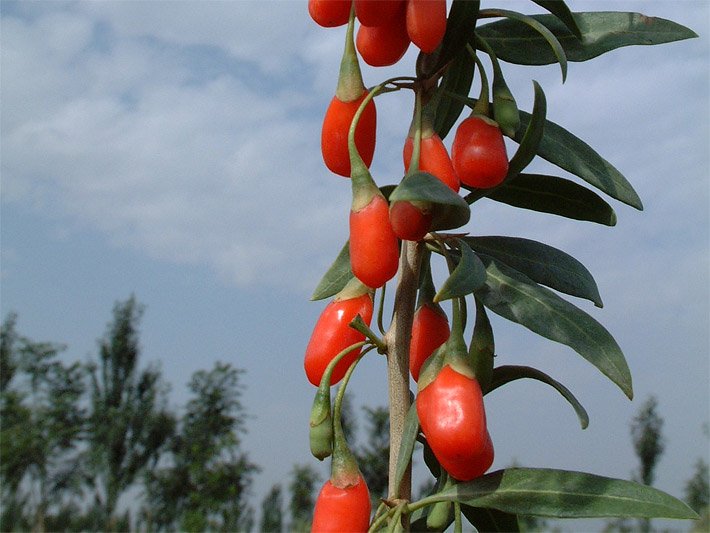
top-left (144, 361), bottom-right (259, 532)
top-left (0, 313), bottom-right (85, 532)
top-left (685, 458), bottom-right (709, 531)
top-left (288, 464), bottom-right (320, 532)
top-left (84, 296), bottom-right (175, 530)
top-left (260, 484), bottom-right (284, 533)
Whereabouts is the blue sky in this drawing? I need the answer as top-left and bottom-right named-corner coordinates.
top-left (1, 0), bottom-right (708, 525)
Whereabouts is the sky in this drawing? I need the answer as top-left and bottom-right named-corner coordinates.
top-left (1, 0), bottom-right (708, 528)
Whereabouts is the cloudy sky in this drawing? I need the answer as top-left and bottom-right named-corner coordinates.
top-left (2, 0), bottom-right (708, 525)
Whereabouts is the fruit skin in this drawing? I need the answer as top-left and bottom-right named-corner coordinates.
top-left (451, 115), bottom-right (509, 189)
top-left (304, 293), bottom-right (374, 387)
top-left (409, 303), bottom-right (450, 381)
top-left (417, 365), bottom-right (494, 481)
top-left (350, 194), bottom-right (400, 288)
top-left (311, 474), bottom-right (371, 532)
top-left (389, 200), bottom-right (432, 242)
top-left (403, 133), bottom-right (460, 192)
top-left (355, 0), bottom-right (403, 27)
top-left (356, 3), bottom-right (410, 67)
top-left (406, 0), bottom-right (447, 54)
top-left (321, 92), bottom-right (377, 178)
top-left (308, 0), bottom-right (351, 27)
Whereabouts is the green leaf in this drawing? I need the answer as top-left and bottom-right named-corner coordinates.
top-left (389, 171), bottom-right (471, 231)
top-left (310, 242), bottom-right (352, 301)
top-left (478, 8), bottom-right (568, 81)
top-left (506, 81), bottom-right (546, 178)
top-left (516, 110), bottom-right (643, 210)
top-left (434, 241), bottom-right (487, 302)
top-left (477, 12), bottom-right (698, 66)
top-left (461, 505), bottom-right (521, 532)
top-left (436, 0), bottom-right (480, 71)
top-left (393, 404), bottom-right (419, 498)
top-left (465, 235), bottom-right (603, 307)
top-left (487, 173), bottom-right (617, 226)
top-left (474, 257), bottom-right (632, 398)
top-left (532, 1), bottom-right (582, 39)
top-left (433, 49), bottom-right (476, 140)
top-left (428, 468), bottom-right (699, 519)
top-left (489, 365), bottom-right (590, 429)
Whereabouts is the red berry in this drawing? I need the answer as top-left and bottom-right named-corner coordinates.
top-left (409, 304), bottom-right (450, 381)
top-left (451, 115), bottom-right (509, 189)
top-left (308, 0), bottom-right (351, 27)
top-left (304, 292), bottom-right (374, 386)
top-left (389, 200), bottom-right (432, 242)
top-left (403, 133), bottom-right (460, 192)
top-left (321, 92), bottom-right (377, 177)
top-left (406, 0), bottom-right (447, 54)
top-left (312, 474), bottom-right (371, 532)
top-left (417, 365), bottom-right (494, 481)
top-left (350, 194), bottom-right (399, 288)
top-left (355, 0), bottom-right (403, 27)
top-left (356, 3), bottom-right (410, 67)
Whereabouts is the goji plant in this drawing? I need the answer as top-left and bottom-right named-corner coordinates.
top-left (305, 2), bottom-right (698, 531)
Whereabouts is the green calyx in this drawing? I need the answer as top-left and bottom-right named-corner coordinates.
top-left (336, 5), bottom-right (366, 103)
top-left (309, 384), bottom-right (333, 460)
top-left (427, 474), bottom-right (455, 530)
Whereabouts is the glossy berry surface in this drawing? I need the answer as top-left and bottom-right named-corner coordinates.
top-left (417, 365), bottom-right (494, 481)
top-left (304, 293), bottom-right (373, 386)
top-left (451, 115), bottom-right (509, 189)
top-left (308, 0), bottom-right (351, 27)
top-left (403, 133), bottom-right (460, 192)
top-left (406, 0), bottom-right (447, 54)
top-left (322, 93), bottom-right (377, 177)
top-left (356, 3), bottom-right (410, 67)
top-left (311, 475), bottom-right (371, 532)
top-left (409, 304), bottom-right (450, 381)
top-left (350, 195), bottom-right (399, 288)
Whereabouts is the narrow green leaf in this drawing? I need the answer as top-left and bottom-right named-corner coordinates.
top-left (389, 171), bottom-right (471, 231)
top-left (475, 257), bottom-right (632, 398)
top-left (477, 12), bottom-right (698, 66)
top-left (516, 111), bottom-right (643, 210)
top-left (478, 8), bottom-right (568, 81)
top-left (310, 242), bottom-right (352, 301)
top-left (429, 468), bottom-right (699, 519)
top-left (436, 0), bottom-right (480, 71)
top-left (433, 48), bottom-right (476, 140)
top-left (489, 365), bottom-right (590, 429)
top-left (506, 81), bottom-right (546, 178)
top-left (461, 505), bottom-right (521, 532)
top-left (487, 173), bottom-right (617, 226)
top-left (465, 235), bottom-right (603, 307)
top-left (532, 1), bottom-right (582, 38)
top-left (434, 241), bottom-right (487, 302)
top-left (393, 403), bottom-right (419, 498)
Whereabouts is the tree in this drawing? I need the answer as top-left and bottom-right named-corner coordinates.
top-left (685, 457), bottom-right (709, 531)
top-left (631, 396), bottom-right (665, 488)
top-left (0, 314), bottom-right (85, 532)
top-left (260, 484), bottom-right (284, 533)
top-left (143, 361), bottom-right (259, 532)
top-left (84, 296), bottom-right (175, 530)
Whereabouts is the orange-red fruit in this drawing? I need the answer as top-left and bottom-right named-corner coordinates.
top-left (355, 0), bottom-right (403, 27)
top-left (304, 293), bottom-right (374, 387)
top-left (356, 4), bottom-right (410, 67)
top-left (403, 133), bottom-right (460, 192)
top-left (308, 0), bottom-right (351, 27)
top-left (389, 200), bottom-right (432, 242)
top-left (321, 92), bottom-right (377, 177)
top-left (406, 0), bottom-right (447, 54)
top-left (409, 304), bottom-right (450, 381)
top-left (312, 474), bottom-right (371, 532)
top-left (350, 195), bottom-right (399, 288)
top-left (451, 116), bottom-right (509, 189)
top-left (417, 365), bottom-right (494, 481)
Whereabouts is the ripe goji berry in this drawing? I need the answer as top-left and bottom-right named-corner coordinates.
top-left (355, 0), bottom-right (403, 27)
top-left (389, 200), bottom-right (432, 242)
top-left (304, 288), bottom-right (373, 387)
top-left (451, 115), bottom-right (509, 189)
top-left (409, 303), bottom-right (450, 381)
top-left (406, 0), bottom-right (447, 54)
top-left (403, 132), bottom-right (460, 192)
top-left (356, 2), bottom-right (410, 67)
top-left (417, 365), bottom-right (494, 481)
top-left (308, 0), bottom-right (351, 27)
top-left (350, 194), bottom-right (399, 288)
top-left (311, 473), bottom-right (371, 532)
